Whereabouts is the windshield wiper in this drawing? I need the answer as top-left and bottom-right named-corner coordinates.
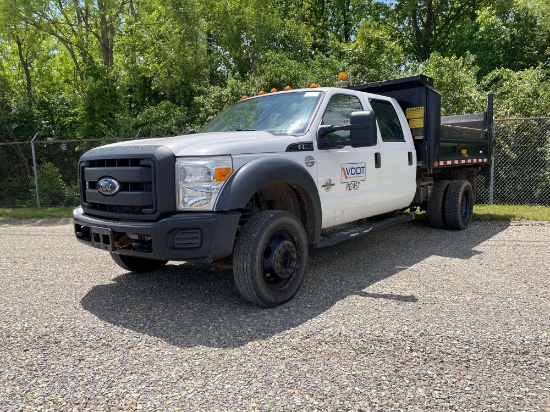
top-left (234, 128), bottom-right (256, 131)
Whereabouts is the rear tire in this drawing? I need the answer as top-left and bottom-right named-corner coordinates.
top-left (445, 180), bottom-right (474, 230)
top-left (110, 253), bottom-right (168, 273)
top-left (428, 180), bottom-right (451, 229)
top-left (233, 210), bottom-right (308, 307)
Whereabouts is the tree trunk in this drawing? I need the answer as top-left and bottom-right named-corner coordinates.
top-left (97, 0), bottom-right (116, 86)
top-left (14, 36), bottom-right (34, 107)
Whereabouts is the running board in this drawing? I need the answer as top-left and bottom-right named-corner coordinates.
top-left (315, 213), bottom-right (415, 249)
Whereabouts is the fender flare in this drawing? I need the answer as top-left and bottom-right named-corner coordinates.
top-left (216, 157), bottom-right (322, 243)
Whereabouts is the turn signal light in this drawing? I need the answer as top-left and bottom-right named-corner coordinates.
top-left (215, 167), bottom-right (232, 182)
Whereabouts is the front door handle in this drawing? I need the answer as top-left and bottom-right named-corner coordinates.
top-left (375, 152), bottom-right (381, 168)
top-left (408, 151), bottom-right (413, 165)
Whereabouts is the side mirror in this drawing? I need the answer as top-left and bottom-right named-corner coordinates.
top-left (350, 111), bottom-right (377, 148)
top-left (317, 111), bottom-right (377, 149)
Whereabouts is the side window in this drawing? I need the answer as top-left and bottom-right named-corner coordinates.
top-left (321, 94), bottom-right (364, 141)
top-left (369, 99), bottom-right (405, 142)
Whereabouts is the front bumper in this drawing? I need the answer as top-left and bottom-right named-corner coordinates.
top-left (73, 207), bottom-right (240, 261)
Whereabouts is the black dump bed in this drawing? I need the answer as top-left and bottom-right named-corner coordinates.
top-left (348, 75), bottom-right (493, 173)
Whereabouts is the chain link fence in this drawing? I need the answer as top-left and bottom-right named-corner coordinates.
top-left (0, 139), bottom-right (131, 208)
top-left (1, 117), bottom-right (549, 209)
top-left (477, 117), bottom-right (550, 205)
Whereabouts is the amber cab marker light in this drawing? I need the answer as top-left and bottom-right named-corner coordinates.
top-left (434, 161), bottom-right (439, 167)
top-left (215, 167), bottom-right (232, 182)
top-left (270, 88), bottom-right (278, 93)
top-left (284, 86), bottom-right (292, 90)
top-left (241, 95), bottom-right (248, 100)
top-left (258, 90), bottom-right (266, 95)
top-left (309, 83), bottom-right (318, 88)
top-left (337, 72), bottom-right (349, 81)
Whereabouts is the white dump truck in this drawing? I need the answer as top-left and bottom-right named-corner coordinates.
top-left (74, 75), bottom-right (493, 306)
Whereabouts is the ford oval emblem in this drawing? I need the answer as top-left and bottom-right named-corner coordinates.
top-left (97, 177), bottom-right (120, 196)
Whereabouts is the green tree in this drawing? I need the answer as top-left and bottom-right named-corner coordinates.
top-left (482, 67), bottom-right (550, 117)
top-left (448, 1), bottom-right (550, 77)
top-left (410, 52), bottom-right (486, 115)
top-left (374, 0), bottom-right (480, 61)
top-left (344, 19), bottom-right (406, 83)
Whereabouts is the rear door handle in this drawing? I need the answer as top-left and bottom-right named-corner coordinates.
top-left (408, 151), bottom-right (413, 165)
top-left (375, 152), bottom-right (381, 168)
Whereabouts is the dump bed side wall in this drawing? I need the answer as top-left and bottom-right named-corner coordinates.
top-left (439, 113), bottom-right (491, 165)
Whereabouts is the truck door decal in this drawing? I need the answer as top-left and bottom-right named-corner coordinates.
top-left (340, 162), bottom-right (366, 182)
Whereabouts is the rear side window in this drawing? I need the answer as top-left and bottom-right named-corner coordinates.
top-left (369, 99), bottom-right (405, 142)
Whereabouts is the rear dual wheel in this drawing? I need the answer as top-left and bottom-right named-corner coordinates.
top-left (427, 179), bottom-right (451, 229)
top-left (445, 180), bottom-right (474, 230)
top-left (428, 179), bottom-right (474, 230)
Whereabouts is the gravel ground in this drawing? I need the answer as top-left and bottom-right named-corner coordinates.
top-left (0, 219), bottom-right (548, 411)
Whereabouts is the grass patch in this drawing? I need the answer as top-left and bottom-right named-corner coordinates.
top-left (415, 204), bottom-right (550, 222)
top-left (473, 204), bottom-right (550, 221)
top-left (0, 207), bottom-right (75, 219)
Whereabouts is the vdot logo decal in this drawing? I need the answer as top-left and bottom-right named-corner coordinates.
top-left (341, 163), bottom-right (366, 182)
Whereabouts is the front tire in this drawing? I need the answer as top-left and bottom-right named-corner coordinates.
top-left (110, 253), bottom-right (168, 273)
top-left (445, 180), bottom-right (474, 230)
top-left (233, 210), bottom-right (308, 307)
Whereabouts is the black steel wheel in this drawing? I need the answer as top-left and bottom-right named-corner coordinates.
top-left (110, 253), bottom-right (168, 273)
top-left (427, 179), bottom-right (451, 229)
top-left (233, 210), bottom-right (308, 307)
top-left (445, 180), bottom-right (474, 230)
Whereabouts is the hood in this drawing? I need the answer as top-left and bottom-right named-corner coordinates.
top-left (94, 131), bottom-right (304, 156)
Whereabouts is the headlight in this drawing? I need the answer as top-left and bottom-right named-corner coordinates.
top-left (176, 156), bottom-right (233, 210)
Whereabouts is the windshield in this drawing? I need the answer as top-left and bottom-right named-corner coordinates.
top-left (200, 91), bottom-right (324, 135)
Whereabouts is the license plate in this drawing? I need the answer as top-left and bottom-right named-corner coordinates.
top-left (90, 227), bottom-right (115, 251)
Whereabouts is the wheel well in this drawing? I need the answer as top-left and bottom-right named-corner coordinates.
top-left (238, 182), bottom-right (317, 244)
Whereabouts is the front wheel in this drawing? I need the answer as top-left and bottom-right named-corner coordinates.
top-left (110, 253), bottom-right (168, 273)
top-left (233, 210), bottom-right (309, 307)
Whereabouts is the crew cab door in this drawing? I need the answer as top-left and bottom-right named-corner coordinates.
top-left (315, 92), bottom-right (387, 228)
top-left (367, 98), bottom-right (417, 209)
